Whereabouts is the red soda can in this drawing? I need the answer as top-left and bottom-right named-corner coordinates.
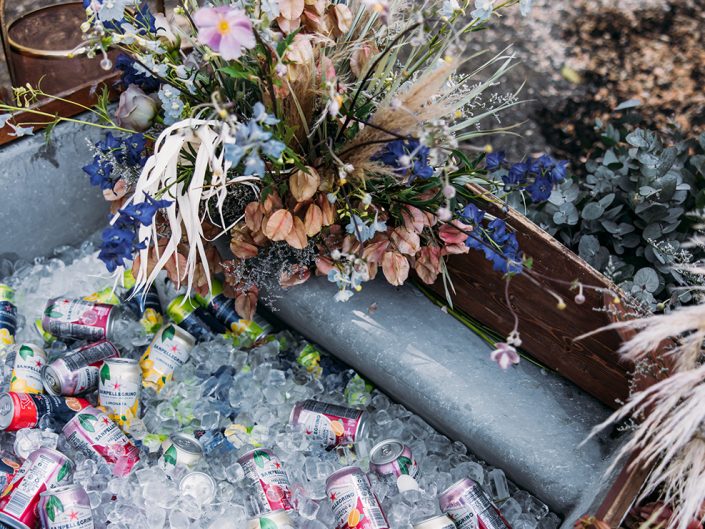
top-left (238, 448), bottom-right (293, 513)
top-left (369, 439), bottom-right (418, 480)
top-left (38, 483), bottom-right (94, 529)
top-left (42, 297), bottom-right (117, 342)
top-left (439, 478), bottom-right (511, 529)
top-left (0, 393), bottom-right (90, 432)
top-left (0, 448), bottom-right (73, 529)
top-left (290, 400), bottom-right (368, 449)
top-left (41, 341), bottom-right (120, 396)
top-left (326, 466), bottom-right (388, 529)
top-left (0, 452), bottom-right (21, 490)
top-left (62, 405), bottom-right (140, 477)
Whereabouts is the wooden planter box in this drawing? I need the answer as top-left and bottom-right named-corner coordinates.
top-left (428, 188), bottom-right (655, 526)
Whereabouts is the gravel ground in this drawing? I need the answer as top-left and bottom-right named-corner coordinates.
top-left (1, 0), bottom-right (703, 157)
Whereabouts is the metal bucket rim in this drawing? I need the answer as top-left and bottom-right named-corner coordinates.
top-left (6, 1), bottom-right (86, 59)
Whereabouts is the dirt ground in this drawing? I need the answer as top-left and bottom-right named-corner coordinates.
top-left (1, 0), bottom-right (703, 157)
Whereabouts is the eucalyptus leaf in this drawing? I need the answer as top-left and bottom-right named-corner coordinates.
top-left (581, 202), bottom-right (604, 220)
top-left (634, 267), bottom-right (659, 292)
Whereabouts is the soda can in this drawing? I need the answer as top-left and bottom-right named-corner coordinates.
top-left (413, 514), bottom-right (457, 529)
top-left (438, 478), bottom-right (511, 529)
top-left (121, 279), bottom-right (164, 335)
top-left (246, 510), bottom-right (293, 529)
top-left (38, 483), bottom-right (94, 529)
top-left (0, 284), bottom-right (17, 347)
top-left (42, 297), bottom-right (118, 342)
top-left (139, 323), bottom-right (195, 390)
top-left (0, 448), bottom-right (73, 529)
top-left (238, 448), bottom-right (292, 513)
top-left (62, 405), bottom-right (140, 477)
top-left (8, 344), bottom-right (47, 394)
top-left (41, 340), bottom-right (120, 396)
top-left (326, 466), bottom-right (389, 529)
top-left (33, 319), bottom-right (57, 346)
top-left (290, 400), bottom-right (368, 449)
top-left (0, 452), bottom-right (21, 490)
top-left (98, 358), bottom-right (141, 427)
top-left (82, 286), bottom-right (120, 306)
top-left (167, 295), bottom-right (224, 342)
top-left (160, 433), bottom-right (203, 470)
top-left (0, 392), bottom-right (90, 432)
top-left (179, 471), bottom-right (217, 505)
top-left (369, 439), bottom-right (418, 480)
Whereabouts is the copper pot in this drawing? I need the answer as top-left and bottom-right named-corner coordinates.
top-left (0, 0), bottom-right (119, 94)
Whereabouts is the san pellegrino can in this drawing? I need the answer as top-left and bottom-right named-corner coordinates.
top-left (413, 514), bottom-right (457, 529)
top-left (38, 483), bottom-right (94, 529)
top-left (140, 323), bottom-right (195, 390)
top-left (42, 297), bottom-right (118, 342)
top-left (246, 510), bottom-right (293, 529)
top-left (41, 340), bottom-right (120, 396)
top-left (0, 392), bottom-right (90, 432)
top-left (0, 284), bottom-right (17, 346)
top-left (0, 448), bottom-right (73, 529)
top-left (62, 405), bottom-right (140, 477)
top-left (166, 295), bottom-right (223, 342)
top-left (98, 358), bottom-right (141, 427)
top-left (238, 448), bottom-right (293, 513)
top-left (160, 433), bottom-right (203, 470)
top-left (179, 471), bottom-right (217, 505)
top-left (290, 399), bottom-right (368, 449)
top-left (439, 478), bottom-right (511, 529)
top-left (369, 439), bottom-right (418, 480)
top-left (8, 344), bottom-right (47, 394)
top-left (120, 272), bottom-right (164, 334)
top-left (326, 466), bottom-right (389, 529)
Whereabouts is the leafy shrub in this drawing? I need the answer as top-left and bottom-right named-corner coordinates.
top-left (519, 121), bottom-right (705, 309)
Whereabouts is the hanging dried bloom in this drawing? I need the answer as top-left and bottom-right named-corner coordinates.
top-left (490, 342), bottom-right (520, 370)
top-left (193, 7), bottom-right (255, 61)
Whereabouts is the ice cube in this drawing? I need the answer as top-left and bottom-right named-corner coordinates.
top-left (500, 497), bottom-right (522, 526)
top-left (168, 509), bottom-right (191, 529)
top-left (487, 468), bottom-right (510, 502)
top-left (514, 513), bottom-right (539, 529)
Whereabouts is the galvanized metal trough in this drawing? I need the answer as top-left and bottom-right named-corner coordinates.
top-left (0, 120), bottom-right (629, 528)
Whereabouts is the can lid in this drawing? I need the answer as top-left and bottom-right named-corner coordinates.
top-left (41, 365), bottom-right (63, 396)
top-left (412, 514), bottom-right (455, 528)
top-left (0, 393), bottom-right (14, 430)
top-left (438, 477), bottom-right (475, 500)
top-left (324, 465), bottom-right (363, 489)
top-left (173, 324), bottom-right (196, 347)
top-left (39, 483), bottom-right (83, 497)
top-left (104, 357), bottom-right (139, 366)
top-left (0, 511), bottom-right (31, 529)
top-left (370, 438), bottom-right (404, 465)
top-left (179, 471), bottom-right (216, 502)
top-left (170, 433), bottom-right (203, 455)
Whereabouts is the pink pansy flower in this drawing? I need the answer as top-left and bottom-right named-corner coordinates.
top-left (193, 7), bottom-right (256, 61)
top-left (490, 342), bottom-right (520, 370)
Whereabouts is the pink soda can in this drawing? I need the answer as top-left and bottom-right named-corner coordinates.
top-left (439, 478), bottom-right (512, 529)
top-left (290, 399), bottom-right (368, 449)
top-left (38, 483), bottom-right (94, 529)
top-left (62, 405), bottom-right (140, 477)
top-left (41, 340), bottom-right (120, 396)
top-left (369, 439), bottom-right (418, 480)
top-left (326, 466), bottom-right (389, 529)
top-left (0, 448), bottom-right (73, 529)
top-left (42, 297), bottom-right (117, 342)
top-left (238, 448), bottom-right (293, 513)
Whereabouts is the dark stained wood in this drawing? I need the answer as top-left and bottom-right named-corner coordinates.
top-left (428, 185), bottom-right (631, 409)
top-left (596, 455), bottom-right (652, 528)
top-left (0, 71), bottom-right (120, 146)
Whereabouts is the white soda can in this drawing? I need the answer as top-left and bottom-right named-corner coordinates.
top-left (98, 358), bottom-right (141, 427)
top-left (140, 324), bottom-right (195, 390)
top-left (8, 344), bottom-right (47, 394)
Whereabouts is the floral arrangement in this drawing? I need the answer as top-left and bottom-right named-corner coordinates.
top-left (0, 0), bottom-right (560, 323)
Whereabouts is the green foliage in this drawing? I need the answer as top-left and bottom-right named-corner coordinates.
top-left (525, 121), bottom-right (705, 309)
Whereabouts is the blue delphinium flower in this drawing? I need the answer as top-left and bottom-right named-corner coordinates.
top-left (461, 206), bottom-right (522, 275)
top-left (119, 194), bottom-right (171, 225)
top-left (504, 161), bottom-right (529, 186)
top-left (373, 139), bottom-right (434, 184)
top-left (345, 214), bottom-right (387, 243)
top-left (526, 176), bottom-right (552, 203)
top-left (98, 193), bottom-right (171, 272)
top-left (225, 103), bottom-right (286, 177)
top-left (83, 156), bottom-right (115, 189)
top-left (124, 133), bottom-right (147, 166)
top-left (485, 151), bottom-right (505, 171)
top-left (158, 85), bottom-right (185, 125)
top-left (116, 54), bottom-right (160, 92)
